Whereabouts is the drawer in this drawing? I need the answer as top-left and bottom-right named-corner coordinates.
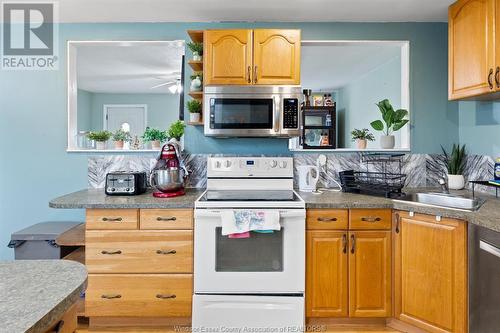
top-left (140, 209), bottom-right (193, 230)
top-left (86, 230), bottom-right (193, 273)
top-left (349, 209), bottom-right (392, 230)
top-left (86, 274), bottom-right (192, 317)
top-left (306, 209), bottom-right (348, 230)
top-left (86, 209), bottom-right (138, 230)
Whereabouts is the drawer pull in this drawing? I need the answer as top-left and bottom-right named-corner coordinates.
top-left (156, 216), bottom-right (177, 221)
top-left (361, 217), bottom-right (381, 222)
top-left (156, 249), bottom-right (177, 255)
top-left (156, 293), bottom-right (177, 299)
top-left (101, 250), bottom-right (122, 255)
top-left (102, 217), bottom-right (122, 222)
top-left (101, 294), bottom-right (122, 299)
top-left (317, 217), bottom-right (338, 222)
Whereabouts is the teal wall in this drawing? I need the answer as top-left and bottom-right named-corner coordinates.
top-left (0, 22), bottom-right (455, 260)
top-left (337, 55), bottom-right (402, 148)
top-left (458, 101), bottom-right (500, 157)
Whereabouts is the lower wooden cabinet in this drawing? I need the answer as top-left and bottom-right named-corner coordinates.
top-left (86, 274), bottom-right (193, 317)
top-left (349, 231), bottom-right (391, 318)
top-left (306, 230), bottom-right (348, 317)
top-left (394, 211), bottom-right (467, 333)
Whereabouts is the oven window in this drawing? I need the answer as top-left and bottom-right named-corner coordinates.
top-left (211, 98), bottom-right (273, 129)
top-left (215, 227), bottom-right (283, 272)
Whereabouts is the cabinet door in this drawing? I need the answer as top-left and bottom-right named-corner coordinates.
top-left (348, 231), bottom-right (392, 318)
top-left (394, 211), bottom-right (467, 333)
top-left (449, 0), bottom-right (495, 99)
top-left (306, 231), bottom-right (348, 317)
top-left (253, 29), bottom-right (301, 85)
top-left (204, 30), bottom-right (253, 85)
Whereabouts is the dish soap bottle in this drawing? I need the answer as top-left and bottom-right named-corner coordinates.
top-left (495, 158), bottom-right (500, 180)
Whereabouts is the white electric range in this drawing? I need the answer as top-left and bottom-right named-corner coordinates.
top-left (193, 157), bottom-right (305, 330)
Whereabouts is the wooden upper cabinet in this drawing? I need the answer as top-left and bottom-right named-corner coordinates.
top-left (449, 0), bottom-right (496, 100)
top-left (253, 29), bottom-right (301, 85)
top-left (348, 231), bottom-right (391, 318)
top-left (204, 30), bottom-right (253, 85)
top-left (306, 231), bottom-right (348, 317)
top-left (394, 211), bottom-right (467, 333)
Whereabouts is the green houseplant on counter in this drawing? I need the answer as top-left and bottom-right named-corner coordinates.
top-left (187, 42), bottom-right (203, 61)
top-left (370, 99), bottom-right (409, 149)
top-left (112, 129), bottom-right (131, 150)
top-left (142, 127), bottom-right (168, 150)
top-left (87, 131), bottom-right (112, 150)
top-left (442, 144), bottom-right (467, 190)
top-left (351, 128), bottom-right (375, 149)
top-left (187, 99), bottom-right (202, 123)
top-left (167, 120), bottom-right (186, 142)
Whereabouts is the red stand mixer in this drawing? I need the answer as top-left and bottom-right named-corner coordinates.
top-left (150, 142), bottom-right (189, 198)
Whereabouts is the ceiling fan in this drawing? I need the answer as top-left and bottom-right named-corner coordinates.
top-left (150, 74), bottom-right (182, 93)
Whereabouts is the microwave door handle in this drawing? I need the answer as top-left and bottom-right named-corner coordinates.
top-left (274, 97), bottom-right (280, 133)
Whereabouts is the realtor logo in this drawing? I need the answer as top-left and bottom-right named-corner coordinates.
top-left (1, 2), bottom-right (59, 70)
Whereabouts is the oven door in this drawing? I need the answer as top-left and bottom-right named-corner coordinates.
top-left (204, 96), bottom-right (278, 137)
top-left (194, 208), bottom-right (305, 294)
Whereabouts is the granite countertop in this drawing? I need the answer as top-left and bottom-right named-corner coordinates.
top-left (0, 260), bottom-right (87, 333)
top-left (49, 188), bottom-right (205, 209)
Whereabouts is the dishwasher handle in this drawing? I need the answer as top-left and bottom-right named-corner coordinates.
top-left (480, 240), bottom-right (500, 259)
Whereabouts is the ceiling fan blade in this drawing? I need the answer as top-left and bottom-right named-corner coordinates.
top-left (150, 81), bottom-right (175, 89)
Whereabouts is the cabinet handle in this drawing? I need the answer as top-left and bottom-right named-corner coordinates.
top-left (496, 67), bottom-right (500, 89)
top-left (102, 217), bottom-right (122, 222)
top-left (156, 216), bottom-right (177, 221)
top-left (156, 249), bottom-right (176, 255)
top-left (350, 234), bottom-right (355, 254)
top-left (156, 293), bottom-right (177, 299)
top-left (247, 66), bottom-right (251, 83)
top-left (52, 320), bottom-right (64, 333)
top-left (395, 212), bottom-right (400, 234)
top-left (488, 68), bottom-right (494, 89)
top-left (342, 234), bottom-right (347, 254)
top-left (317, 217), bottom-right (338, 222)
top-left (101, 294), bottom-right (122, 299)
top-left (254, 66), bottom-right (258, 83)
top-left (361, 217), bottom-right (381, 222)
top-left (101, 250), bottom-right (122, 255)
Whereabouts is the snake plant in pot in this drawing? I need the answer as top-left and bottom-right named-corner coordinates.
top-left (370, 99), bottom-right (409, 149)
top-left (442, 144), bottom-right (467, 190)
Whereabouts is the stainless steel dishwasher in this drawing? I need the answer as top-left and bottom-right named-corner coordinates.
top-left (469, 224), bottom-right (500, 333)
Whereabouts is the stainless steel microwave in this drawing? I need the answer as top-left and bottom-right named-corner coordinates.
top-left (203, 86), bottom-right (301, 137)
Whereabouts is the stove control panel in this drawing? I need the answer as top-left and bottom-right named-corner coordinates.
top-left (208, 157), bottom-right (293, 178)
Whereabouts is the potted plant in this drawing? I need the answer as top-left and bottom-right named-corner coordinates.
top-left (187, 99), bottom-right (202, 123)
top-left (190, 72), bottom-right (203, 92)
top-left (142, 127), bottom-right (168, 150)
top-left (112, 129), bottom-right (131, 149)
top-left (370, 99), bottom-right (409, 149)
top-left (442, 144), bottom-right (467, 190)
top-left (187, 42), bottom-right (203, 61)
top-left (167, 120), bottom-right (186, 142)
top-left (87, 131), bottom-right (111, 150)
top-left (351, 128), bottom-right (375, 149)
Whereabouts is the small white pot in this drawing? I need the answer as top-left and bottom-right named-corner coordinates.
top-left (190, 113), bottom-right (201, 123)
top-left (192, 52), bottom-right (202, 62)
top-left (95, 141), bottom-right (107, 150)
top-left (151, 140), bottom-right (161, 150)
top-left (190, 76), bottom-right (202, 91)
top-left (380, 135), bottom-right (395, 149)
top-left (356, 139), bottom-right (367, 149)
top-left (447, 174), bottom-right (465, 190)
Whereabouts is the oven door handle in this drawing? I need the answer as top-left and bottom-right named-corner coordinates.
top-left (480, 240), bottom-right (500, 259)
top-left (195, 209), bottom-right (305, 219)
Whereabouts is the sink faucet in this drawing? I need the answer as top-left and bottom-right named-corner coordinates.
top-left (438, 177), bottom-right (450, 194)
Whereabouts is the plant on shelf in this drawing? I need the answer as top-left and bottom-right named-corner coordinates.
top-left (187, 42), bottom-right (203, 61)
top-left (370, 99), bottom-right (409, 149)
top-left (142, 127), bottom-right (168, 150)
top-left (190, 72), bottom-right (203, 92)
top-left (187, 99), bottom-right (203, 123)
top-left (167, 120), bottom-right (186, 142)
top-left (441, 144), bottom-right (467, 190)
top-left (112, 129), bottom-right (131, 150)
top-left (87, 131), bottom-right (111, 150)
top-left (351, 128), bottom-right (375, 150)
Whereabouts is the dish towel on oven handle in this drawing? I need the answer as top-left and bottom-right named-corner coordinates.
top-left (220, 210), bottom-right (281, 236)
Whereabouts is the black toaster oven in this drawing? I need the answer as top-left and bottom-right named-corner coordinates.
top-left (105, 172), bottom-right (147, 196)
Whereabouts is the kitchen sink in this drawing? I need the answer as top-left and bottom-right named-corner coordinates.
top-left (395, 192), bottom-right (485, 211)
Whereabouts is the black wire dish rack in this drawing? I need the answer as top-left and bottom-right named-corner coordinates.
top-left (339, 153), bottom-right (407, 198)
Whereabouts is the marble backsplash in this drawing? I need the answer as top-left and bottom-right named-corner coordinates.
top-left (88, 153), bottom-right (496, 194)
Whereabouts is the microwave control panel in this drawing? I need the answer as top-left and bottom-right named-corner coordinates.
top-left (283, 98), bottom-right (299, 129)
